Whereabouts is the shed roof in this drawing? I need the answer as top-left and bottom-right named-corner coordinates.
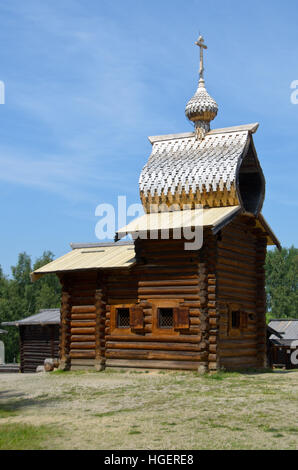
top-left (117, 205), bottom-right (241, 240)
top-left (31, 241), bottom-right (136, 281)
top-left (117, 207), bottom-right (279, 247)
top-left (269, 320), bottom-right (298, 343)
top-left (2, 308), bottom-right (61, 327)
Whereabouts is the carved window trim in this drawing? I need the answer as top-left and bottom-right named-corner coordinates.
top-left (149, 299), bottom-right (189, 336)
top-left (228, 303), bottom-right (248, 337)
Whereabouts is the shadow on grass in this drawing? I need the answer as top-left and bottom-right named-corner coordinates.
top-left (0, 393), bottom-right (63, 415)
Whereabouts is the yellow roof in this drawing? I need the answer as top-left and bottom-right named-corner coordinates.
top-left (117, 206), bottom-right (241, 239)
top-left (31, 207), bottom-right (280, 282)
top-left (31, 243), bottom-right (136, 282)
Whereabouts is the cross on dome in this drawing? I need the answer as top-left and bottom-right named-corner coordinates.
top-left (185, 34), bottom-right (218, 140)
top-left (195, 35), bottom-right (207, 82)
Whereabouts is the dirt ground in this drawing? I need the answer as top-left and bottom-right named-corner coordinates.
top-left (0, 368), bottom-right (297, 450)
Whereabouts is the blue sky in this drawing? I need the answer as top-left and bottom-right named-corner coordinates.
top-left (0, 0), bottom-right (297, 275)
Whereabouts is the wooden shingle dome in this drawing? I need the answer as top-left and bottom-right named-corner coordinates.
top-left (139, 36), bottom-right (265, 216)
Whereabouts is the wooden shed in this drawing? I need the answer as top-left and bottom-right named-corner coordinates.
top-left (31, 36), bottom-right (280, 373)
top-left (2, 309), bottom-right (60, 373)
top-left (268, 320), bottom-right (298, 369)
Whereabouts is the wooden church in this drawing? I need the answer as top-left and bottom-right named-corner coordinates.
top-left (31, 36), bottom-right (280, 372)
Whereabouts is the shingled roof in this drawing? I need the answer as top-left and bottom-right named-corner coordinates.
top-left (139, 123), bottom-right (265, 214)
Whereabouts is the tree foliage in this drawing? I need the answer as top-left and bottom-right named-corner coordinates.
top-left (265, 246), bottom-right (298, 319)
top-left (0, 252), bottom-right (61, 363)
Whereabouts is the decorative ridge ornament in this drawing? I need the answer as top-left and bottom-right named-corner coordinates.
top-left (185, 35), bottom-right (218, 140)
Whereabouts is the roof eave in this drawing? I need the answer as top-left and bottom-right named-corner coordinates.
top-left (148, 123), bottom-right (260, 145)
top-left (257, 213), bottom-right (281, 250)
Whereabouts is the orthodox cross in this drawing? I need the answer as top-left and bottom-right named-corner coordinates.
top-left (195, 35), bottom-right (207, 81)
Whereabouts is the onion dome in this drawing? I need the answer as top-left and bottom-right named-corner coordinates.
top-left (185, 36), bottom-right (218, 139)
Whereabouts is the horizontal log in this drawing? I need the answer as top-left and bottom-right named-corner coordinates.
top-left (71, 305), bottom-right (96, 314)
top-left (71, 314), bottom-right (97, 320)
top-left (220, 358), bottom-right (259, 369)
top-left (217, 295), bottom-right (256, 308)
top-left (70, 359), bottom-right (95, 366)
top-left (105, 335), bottom-right (201, 343)
top-left (70, 321), bottom-right (96, 328)
top-left (106, 341), bottom-right (202, 352)
top-left (108, 298), bottom-right (137, 305)
top-left (218, 246), bottom-right (256, 263)
top-left (220, 340), bottom-right (257, 349)
top-left (217, 275), bottom-right (257, 290)
top-left (180, 301), bottom-right (201, 308)
top-left (70, 335), bottom-right (96, 342)
top-left (139, 294), bottom-right (200, 300)
top-left (70, 297), bottom-right (95, 306)
top-left (70, 351), bottom-right (96, 359)
top-left (217, 257), bottom-right (256, 273)
top-left (105, 359), bottom-right (201, 370)
top-left (70, 327), bottom-right (95, 334)
top-left (106, 349), bottom-right (204, 361)
top-left (220, 349), bottom-right (258, 358)
top-left (138, 279), bottom-right (199, 287)
top-left (138, 286), bottom-right (199, 295)
top-left (70, 342), bottom-right (96, 349)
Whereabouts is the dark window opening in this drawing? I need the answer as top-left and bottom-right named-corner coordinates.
top-left (231, 310), bottom-right (241, 329)
top-left (238, 143), bottom-right (265, 215)
top-left (158, 308), bottom-right (174, 328)
top-left (117, 308), bottom-right (130, 328)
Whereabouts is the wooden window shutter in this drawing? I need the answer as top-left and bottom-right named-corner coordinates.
top-left (173, 307), bottom-right (189, 330)
top-left (130, 306), bottom-right (144, 331)
top-left (240, 311), bottom-right (248, 329)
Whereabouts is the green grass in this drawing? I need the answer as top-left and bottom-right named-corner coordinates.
top-left (0, 408), bottom-right (17, 419)
top-left (0, 424), bottom-right (55, 450)
top-left (0, 369), bottom-right (297, 449)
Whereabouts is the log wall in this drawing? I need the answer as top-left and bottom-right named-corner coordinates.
top-left (105, 239), bottom-right (208, 371)
top-left (64, 272), bottom-right (98, 370)
top-left (57, 217), bottom-right (268, 372)
top-left (217, 215), bottom-right (267, 370)
top-left (20, 325), bottom-right (59, 373)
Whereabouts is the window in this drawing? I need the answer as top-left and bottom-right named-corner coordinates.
top-left (117, 308), bottom-right (130, 328)
top-left (158, 308), bottom-right (174, 328)
top-left (231, 310), bottom-right (241, 329)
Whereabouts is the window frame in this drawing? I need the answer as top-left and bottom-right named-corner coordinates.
top-left (110, 304), bottom-right (135, 335)
top-left (150, 299), bottom-right (180, 336)
top-left (116, 307), bottom-right (130, 329)
top-left (158, 307), bottom-right (174, 329)
top-left (228, 303), bottom-right (248, 337)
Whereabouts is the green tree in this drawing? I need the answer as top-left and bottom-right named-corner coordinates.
top-left (265, 246), bottom-right (298, 319)
top-left (32, 251), bottom-right (61, 311)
